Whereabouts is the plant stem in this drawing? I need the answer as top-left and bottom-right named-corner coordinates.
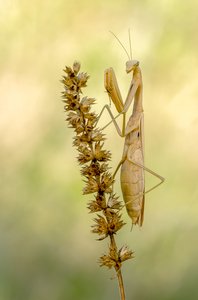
top-left (62, 62), bottom-right (132, 300)
top-left (116, 269), bottom-right (125, 300)
top-left (110, 235), bottom-right (126, 300)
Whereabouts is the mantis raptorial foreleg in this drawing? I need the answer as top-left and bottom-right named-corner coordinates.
top-left (96, 73), bottom-right (140, 136)
top-left (96, 104), bottom-right (123, 136)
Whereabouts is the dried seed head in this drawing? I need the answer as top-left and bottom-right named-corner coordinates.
top-left (66, 111), bottom-right (83, 128)
top-left (92, 215), bottom-right (109, 239)
top-left (81, 162), bottom-right (101, 178)
top-left (62, 62), bottom-right (134, 274)
top-left (80, 97), bottom-right (96, 113)
top-left (64, 96), bottom-right (80, 112)
top-left (78, 147), bottom-right (94, 165)
top-left (94, 142), bottom-right (111, 161)
top-left (83, 177), bottom-right (99, 194)
top-left (92, 212), bottom-right (125, 238)
top-left (73, 61), bottom-right (81, 74)
top-left (99, 254), bottom-right (117, 269)
top-left (118, 245), bottom-right (134, 262)
top-left (99, 172), bottom-right (114, 193)
top-left (107, 213), bottom-right (126, 234)
top-left (91, 129), bottom-right (105, 142)
top-left (107, 194), bottom-right (122, 211)
top-left (77, 72), bottom-right (89, 88)
top-left (99, 244), bottom-right (120, 269)
top-left (87, 200), bottom-right (102, 213)
top-left (63, 66), bottom-right (73, 76)
top-left (87, 194), bottom-right (107, 213)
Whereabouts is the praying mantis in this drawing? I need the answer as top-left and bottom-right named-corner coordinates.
top-left (98, 31), bottom-right (164, 226)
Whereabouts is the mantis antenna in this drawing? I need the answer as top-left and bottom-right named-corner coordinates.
top-left (109, 31), bottom-right (131, 61)
top-left (128, 28), bottom-right (132, 60)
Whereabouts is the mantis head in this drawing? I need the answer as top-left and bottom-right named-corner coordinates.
top-left (110, 30), bottom-right (139, 74)
top-left (126, 60), bottom-right (139, 73)
top-left (110, 31), bottom-right (139, 75)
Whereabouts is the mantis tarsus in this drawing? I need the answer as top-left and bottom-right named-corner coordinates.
top-left (98, 31), bottom-right (164, 226)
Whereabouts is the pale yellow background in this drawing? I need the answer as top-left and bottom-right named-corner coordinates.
top-left (1, 0), bottom-right (198, 299)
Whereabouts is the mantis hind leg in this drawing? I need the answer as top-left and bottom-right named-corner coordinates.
top-left (127, 158), bottom-right (165, 193)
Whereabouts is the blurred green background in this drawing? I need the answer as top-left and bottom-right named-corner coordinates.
top-left (1, 0), bottom-right (198, 299)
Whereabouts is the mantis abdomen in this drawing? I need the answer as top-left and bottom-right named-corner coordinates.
top-left (120, 117), bottom-right (145, 226)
